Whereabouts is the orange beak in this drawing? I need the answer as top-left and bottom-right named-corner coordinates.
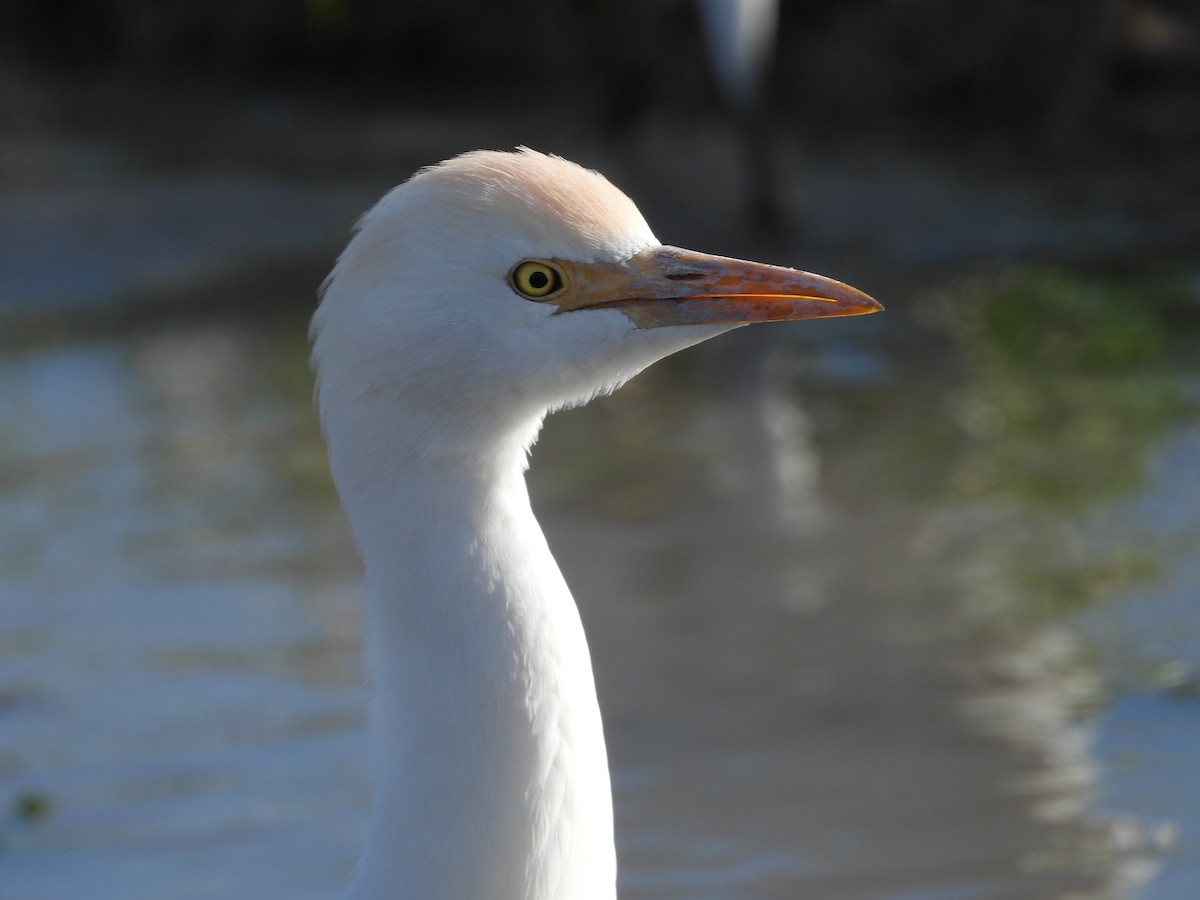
top-left (540, 245), bottom-right (881, 328)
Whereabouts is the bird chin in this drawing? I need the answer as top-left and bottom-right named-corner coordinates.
top-left (623, 311), bottom-right (746, 346)
top-left (624, 317), bottom-right (743, 369)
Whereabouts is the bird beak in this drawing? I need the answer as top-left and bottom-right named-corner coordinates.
top-left (551, 245), bottom-right (882, 328)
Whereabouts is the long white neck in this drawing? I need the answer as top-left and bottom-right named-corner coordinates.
top-left (330, 407), bottom-right (616, 900)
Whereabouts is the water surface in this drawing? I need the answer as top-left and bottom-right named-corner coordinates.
top-left (0, 282), bottom-right (1195, 899)
top-left (0, 117), bottom-right (1198, 898)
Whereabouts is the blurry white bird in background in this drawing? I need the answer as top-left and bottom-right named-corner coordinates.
top-left (697, 0), bottom-right (777, 114)
top-left (311, 148), bottom-right (880, 899)
top-left (697, 0), bottom-right (782, 228)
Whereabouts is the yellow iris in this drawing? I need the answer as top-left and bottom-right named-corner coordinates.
top-left (510, 260), bottom-right (563, 299)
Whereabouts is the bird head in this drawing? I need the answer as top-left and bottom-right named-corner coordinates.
top-left (311, 148), bottom-right (879, 468)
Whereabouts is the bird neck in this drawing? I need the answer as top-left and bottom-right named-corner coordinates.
top-left (336, 423), bottom-right (617, 900)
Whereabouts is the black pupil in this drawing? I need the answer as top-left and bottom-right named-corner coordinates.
top-left (528, 270), bottom-right (549, 290)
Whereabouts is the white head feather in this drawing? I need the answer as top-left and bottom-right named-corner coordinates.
top-left (312, 149), bottom-right (729, 473)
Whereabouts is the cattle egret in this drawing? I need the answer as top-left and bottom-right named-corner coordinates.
top-left (697, 0), bottom-right (782, 227)
top-left (697, 0), bottom-right (777, 114)
top-left (311, 148), bottom-right (880, 899)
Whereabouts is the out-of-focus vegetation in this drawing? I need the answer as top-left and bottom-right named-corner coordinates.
top-left (935, 268), bottom-right (1196, 511)
top-left (1, 0), bottom-right (1198, 154)
top-left (922, 267), bottom-right (1199, 623)
top-left (10, 789), bottom-right (52, 824)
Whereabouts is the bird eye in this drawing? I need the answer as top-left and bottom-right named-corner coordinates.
top-left (510, 260), bottom-right (564, 299)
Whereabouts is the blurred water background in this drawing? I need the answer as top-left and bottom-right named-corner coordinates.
top-left (0, 2), bottom-right (1198, 898)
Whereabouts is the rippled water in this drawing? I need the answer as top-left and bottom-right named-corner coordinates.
top-left (0, 107), bottom-right (1197, 898)
top-left (1, 276), bottom-right (1197, 898)
top-left (0, 325), bottom-right (365, 898)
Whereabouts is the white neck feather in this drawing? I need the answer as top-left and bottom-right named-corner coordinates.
top-left (332, 403), bottom-right (616, 900)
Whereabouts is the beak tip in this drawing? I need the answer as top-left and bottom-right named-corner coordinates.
top-left (841, 290), bottom-right (883, 317)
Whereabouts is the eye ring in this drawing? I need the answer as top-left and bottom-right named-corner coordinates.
top-left (510, 260), bottom-right (564, 299)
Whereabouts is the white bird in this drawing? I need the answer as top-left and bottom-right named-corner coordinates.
top-left (697, 0), bottom-right (782, 227)
top-left (696, 0), bottom-right (777, 115)
top-left (310, 148), bottom-right (880, 899)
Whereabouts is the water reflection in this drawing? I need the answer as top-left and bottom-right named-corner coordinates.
top-left (934, 268), bottom-right (1189, 512)
top-left (1, 260), bottom-right (1197, 898)
top-left (0, 322), bottom-right (366, 900)
top-left (692, 333), bottom-right (827, 613)
top-left (921, 266), bottom-right (1200, 898)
